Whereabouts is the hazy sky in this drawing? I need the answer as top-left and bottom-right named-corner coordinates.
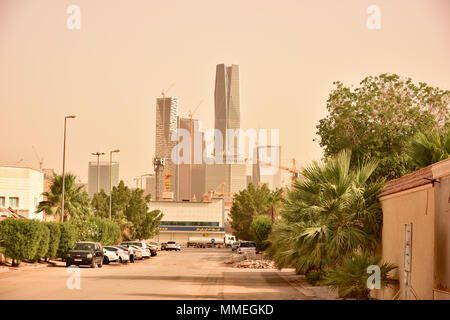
top-left (1, 0), bottom-right (449, 186)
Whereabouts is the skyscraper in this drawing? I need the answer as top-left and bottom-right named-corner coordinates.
top-left (88, 161), bottom-right (119, 198)
top-left (214, 64), bottom-right (240, 157)
top-left (155, 97), bottom-right (179, 200)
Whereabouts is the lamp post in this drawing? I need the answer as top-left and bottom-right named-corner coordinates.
top-left (61, 115), bottom-right (76, 222)
top-left (109, 149), bottom-right (120, 219)
top-left (91, 152), bottom-right (105, 193)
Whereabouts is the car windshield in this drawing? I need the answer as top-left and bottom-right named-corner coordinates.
top-left (73, 243), bottom-right (95, 251)
top-left (105, 247), bottom-right (116, 252)
top-left (168, 241), bottom-right (175, 244)
top-left (240, 242), bottom-right (256, 247)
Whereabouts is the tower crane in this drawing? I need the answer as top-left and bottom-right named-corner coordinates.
top-left (245, 157), bottom-right (303, 182)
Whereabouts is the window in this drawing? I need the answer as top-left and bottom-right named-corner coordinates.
top-left (9, 197), bottom-right (19, 208)
top-left (0, 197), bottom-right (5, 207)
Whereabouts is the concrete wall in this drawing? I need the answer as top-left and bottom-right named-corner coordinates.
top-left (378, 184), bottom-right (436, 299)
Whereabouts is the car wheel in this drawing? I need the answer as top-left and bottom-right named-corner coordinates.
top-left (119, 257), bottom-right (122, 263)
top-left (91, 258), bottom-right (97, 268)
top-left (66, 261), bottom-right (71, 267)
top-left (103, 256), bottom-right (110, 265)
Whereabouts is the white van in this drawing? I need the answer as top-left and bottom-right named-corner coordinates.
top-left (224, 234), bottom-right (236, 248)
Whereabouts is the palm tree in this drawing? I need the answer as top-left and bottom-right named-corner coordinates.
top-left (267, 150), bottom-right (384, 274)
top-left (36, 173), bottom-right (92, 221)
top-left (406, 127), bottom-right (450, 169)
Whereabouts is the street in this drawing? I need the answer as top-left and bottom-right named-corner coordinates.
top-left (0, 248), bottom-right (313, 300)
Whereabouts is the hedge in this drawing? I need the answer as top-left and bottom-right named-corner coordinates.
top-left (57, 222), bottom-right (77, 258)
top-left (44, 222), bottom-right (61, 259)
top-left (0, 217), bottom-right (120, 264)
top-left (88, 217), bottom-right (121, 245)
top-left (0, 219), bottom-right (45, 265)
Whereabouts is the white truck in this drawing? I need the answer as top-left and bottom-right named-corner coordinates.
top-left (224, 234), bottom-right (236, 248)
top-left (187, 236), bottom-right (225, 248)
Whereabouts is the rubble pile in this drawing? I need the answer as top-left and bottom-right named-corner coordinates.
top-left (233, 259), bottom-right (276, 269)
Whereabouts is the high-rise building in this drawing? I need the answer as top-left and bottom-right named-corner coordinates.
top-left (88, 161), bottom-right (119, 198)
top-left (214, 64), bottom-right (240, 156)
top-left (155, 97), bottom-right (179, 200)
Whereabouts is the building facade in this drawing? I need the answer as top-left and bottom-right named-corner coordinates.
top-left (0, 166), bottom-right (44, 220)
top-left (155, 97), bottom-right (179, 200)
top-left (214, 64), bottom-right (240, 156)
top-left (87, 161), bottom-right (119, 198)
top-left (148, 198), bottom-right (225, 245)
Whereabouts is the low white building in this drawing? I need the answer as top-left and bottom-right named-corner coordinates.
top-left (0, 166), bottom-right (44, 220)
top-left (148, 198), bottom-right (225, 245)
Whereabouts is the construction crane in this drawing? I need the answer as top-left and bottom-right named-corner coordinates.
top-left (246, 157), bottom-right (303, 182)
top-left (187, 99), bottom-right (203, 199)
top-left (32, 146), bottom-right (44, 171)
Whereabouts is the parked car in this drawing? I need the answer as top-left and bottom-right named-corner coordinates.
top-left (104, 246), bottom-right (129, 263)
top-left (103, 247), bottom-right (119, 265)
top-left (116, 245), bottom-right (135, 263)
top-left (146, 243), bottom-right (158, 256)
top-left (161, 243), bottom-right (167, 251)
top-left (120, 241), bottom-right (151, 258)
top-left (66, 242), bottom-right (103, 268)
top-left (231, 241), bottom-right (240, 251)
top-left (166, 241), bottom-right (177, 251)
top-left (129, 245), bottom-right (144, 260)
top-left (237, 241), bottom-right (257, 254)
top-left (149, 241), bottom-right (161, 251)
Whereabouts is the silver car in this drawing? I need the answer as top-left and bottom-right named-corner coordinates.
top-left (237, 241), bottom-right (257, 254)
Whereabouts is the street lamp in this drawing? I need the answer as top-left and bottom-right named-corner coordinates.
top-left (109, 149), bottom-right (120, 219)
top-left (61, 115), bottom-right (76, 222)
top-left (91, 152), bottom-right (105, 193)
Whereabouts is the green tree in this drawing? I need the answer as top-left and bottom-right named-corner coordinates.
top-left (36, 173), bottom-right (92, 221)
top-left (316, 74), bottom-right (450, 182)
top-left (125, 188), bottom-right (162, 240)
top-left (230, 183), bottom-right (282, 240)
top-left (250, 215), bottom-right (272, 251)
top-left (91, 189), bottom-right (110, 218)
top-left (406, 127), bottom-right (450, 169)
top-left (267, 150), bottom-right (384, 274)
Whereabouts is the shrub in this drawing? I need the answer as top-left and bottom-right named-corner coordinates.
top-left (57, 222), bottom-right (77, 258)
top-left (88, 217), bottom-right (121, 245)
top-left (305, 269), bottom-right (327, 286)
top-left (250, 215), bottom-right (272, 251)
top-left (320, 252), bottom-right (397, 299)
top-left (44, 222), bottom-right (61, 259)
top-left (0, 219), bottom-right (45, 265)
top-left (33, 222), bottom-right (50, 262)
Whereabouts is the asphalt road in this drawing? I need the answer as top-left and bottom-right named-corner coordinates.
top-left (0, 248), bottom-right (309, 300)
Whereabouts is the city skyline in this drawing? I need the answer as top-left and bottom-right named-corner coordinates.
top-left (1, 0), bottom-right (449, 186)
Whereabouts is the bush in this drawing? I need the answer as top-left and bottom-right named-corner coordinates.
top-left (88, 217), bottom-right (121, 245)
top-left (57, 222), bottom-right (77, 258)
top-left (250, 215), bottom-right (272, 251)
top-left (44, 222), bottom-right (61, 259)
top-left (320, 252), bottom-right (397, 299)
top-left (33, 222), bottom-right (50, 262)
top-left (305, 269), bottom-right (327, 286)
top-left (0, 219), bottom-right (47, 265)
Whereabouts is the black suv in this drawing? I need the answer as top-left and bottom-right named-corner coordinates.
top-left (66, 242), bottom-right (104, 268)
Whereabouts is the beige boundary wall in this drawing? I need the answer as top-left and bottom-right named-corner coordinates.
top-left (376, 158), bottom-right (450, 300)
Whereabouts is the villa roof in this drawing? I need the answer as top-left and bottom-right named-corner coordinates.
top-left (378, 158), bottom-right (450, 198)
